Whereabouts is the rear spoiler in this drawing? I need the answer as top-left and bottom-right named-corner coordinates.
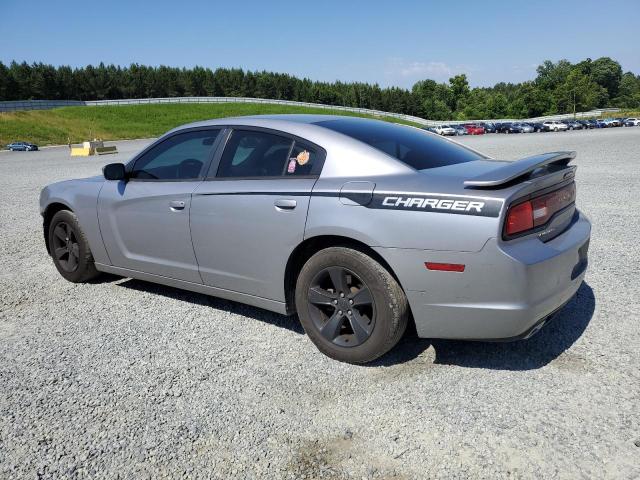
top-left (464, 151), bottom-right (576, 188)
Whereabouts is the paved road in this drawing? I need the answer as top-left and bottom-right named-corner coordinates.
top-left (1, 128), bottom-right (639, 479)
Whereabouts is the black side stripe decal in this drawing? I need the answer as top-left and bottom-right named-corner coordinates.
top-left (193, 191), bottom-right (502, 217)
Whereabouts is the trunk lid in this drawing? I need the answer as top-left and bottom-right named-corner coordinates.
top-left (463, 151), bottom-right (575, 188)
top-left (372, 151), bottom-right (578, 242)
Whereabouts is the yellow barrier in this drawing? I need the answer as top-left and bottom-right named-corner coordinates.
top-left (70, 147), bottom-right (91, 157)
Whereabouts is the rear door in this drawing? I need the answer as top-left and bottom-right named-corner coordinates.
top-left (98, 128), bottom-right (222, 282)
top-left (190, 127), bottom-right (325, 302)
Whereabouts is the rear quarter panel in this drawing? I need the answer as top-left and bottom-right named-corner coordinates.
top-left (306, 173), bottom-right (502, 253)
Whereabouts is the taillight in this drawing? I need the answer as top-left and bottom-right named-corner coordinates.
top-left (505, 201), bottom-right (533, 235)
top-left (504, 183), bottom-right (576, 238)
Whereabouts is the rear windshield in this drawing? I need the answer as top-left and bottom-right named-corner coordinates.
top-left (315, 118), bottom-right (485, 170)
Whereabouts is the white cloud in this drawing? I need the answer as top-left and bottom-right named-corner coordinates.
top-left (383, 58), bottom-right (472, 87)
top-left (398, 61), bottom-right (452, 78)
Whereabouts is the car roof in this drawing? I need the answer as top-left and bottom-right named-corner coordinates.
top-left (170, 114), bottom-right (413, 139)
top-left (177, 113), bottom-right (352, 129)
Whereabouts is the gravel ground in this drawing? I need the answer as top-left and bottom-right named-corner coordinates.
top-left (1, 128), bottom-right (639, 479)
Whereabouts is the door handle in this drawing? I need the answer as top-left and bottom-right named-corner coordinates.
top-left (274, 199), bottom-right (297, 210)
top-left (169, 200), bottom-right (186, 211)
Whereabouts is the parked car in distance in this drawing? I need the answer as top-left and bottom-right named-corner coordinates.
top-left (529, 122), bottom-right (545, 132)
top-left (513, 123), bottom-right (534, 133)
top-left (451, 125), bottom-right (468, 136)
top-left (562, 120), bottom-right (583, 130)
top-left (623, 117), bottom-right (639, 126)
top-left (39, 115), bottom-right (591, 363)
top-left (463, 124), bottom-right (485, 135)
top-left (542, 121), bottom-right (568, 132)
top-left (497, 123), bottom-right (523, 134)
top-left (433, 125), bottom-right (456, 136)
top-left (6, 141), bottom-right (39, 151)
top-left (481, 122), bottom-right (496, 133)
top-left (576, 120), bottom-right (593, 129)
top-left (595, 119), bottom-right (608, 128)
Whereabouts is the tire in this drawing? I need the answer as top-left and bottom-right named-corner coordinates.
top-left (295, 247), bottom-right (409, 364)
top-left (48, 210), bottom-right (100, 283)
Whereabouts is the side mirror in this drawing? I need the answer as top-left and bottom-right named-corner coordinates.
top-left (103, 163), bottom-right (127, 181)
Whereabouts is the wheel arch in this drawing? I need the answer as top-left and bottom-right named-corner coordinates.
top-left (42, 202), bottom-right (73, 254)
top-left (283, 234), bottom-right (405, 315)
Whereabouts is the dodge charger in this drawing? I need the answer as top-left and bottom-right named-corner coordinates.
top-left (40, 115), bottom-right (591, 363)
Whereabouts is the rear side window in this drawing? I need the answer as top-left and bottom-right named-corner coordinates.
top-left (131, 129), bottom-right (220, 180)
top-left (316, 118), bottom-right (485, 170)
top-left (217, 130), bottom-right (293, 178)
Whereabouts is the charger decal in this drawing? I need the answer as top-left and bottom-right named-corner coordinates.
top-left (370, 193), bottom-right (503, 217)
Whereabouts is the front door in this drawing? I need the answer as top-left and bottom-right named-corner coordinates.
top-left (98, 129), bottom-right (221, 283)
top-left (190, 128), bottom-right (323, 301)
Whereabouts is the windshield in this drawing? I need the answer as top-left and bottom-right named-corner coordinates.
top-left (315, 118), bottom-right (485, 170)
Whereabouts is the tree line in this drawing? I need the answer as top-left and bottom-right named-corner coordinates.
top-left (0, 57), bottom-right (638, 120)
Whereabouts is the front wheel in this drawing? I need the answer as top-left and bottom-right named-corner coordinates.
top-left (295, 247), bottom-right (409, 364)
top-left (48, 210), bottom-right (100, 283)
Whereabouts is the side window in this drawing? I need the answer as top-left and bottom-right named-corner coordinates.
top-left (285, 141), bottom-right (320, 176)
top-left (130, 129), bottom-right (220, 180)
top-left (217, 130), bottom-right (293, 178)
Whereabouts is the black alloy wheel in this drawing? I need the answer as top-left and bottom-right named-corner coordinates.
top-left (48, 209), bottom-right (99, 282)
top-left (51, 221), bottom-right (80, 272)
top-left (295, 247), bottom-right (409, 363)
top-left (307, 266), bottom-right (376, 347)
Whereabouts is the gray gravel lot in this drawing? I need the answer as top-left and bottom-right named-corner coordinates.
top-left (1, 128), bottom-right (639, 479)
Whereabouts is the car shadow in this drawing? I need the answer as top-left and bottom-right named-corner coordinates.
top-left (112, 276), bottom-right (594, 371)
top-left (114, 278), bottom-right (305, 334)
top-left (374, 282), bottom-right (595, 370)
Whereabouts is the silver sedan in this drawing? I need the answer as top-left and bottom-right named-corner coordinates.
top-left (40, 115), bottom-right (590, 363)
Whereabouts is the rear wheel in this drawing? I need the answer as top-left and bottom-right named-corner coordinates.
top-left (48, 210), bottom-right (100, 283)
top-left (295, 247), bottom-right (408, 364)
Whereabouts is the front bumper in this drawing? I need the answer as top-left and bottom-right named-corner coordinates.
top-left (375, 211), bottom-right (591, 340)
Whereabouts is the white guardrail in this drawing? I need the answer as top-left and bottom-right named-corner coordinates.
top-left (0, 97), bottom-right (621, 126)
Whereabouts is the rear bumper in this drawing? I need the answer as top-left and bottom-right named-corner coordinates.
top-left (375, 211), bottom-right (591, 340)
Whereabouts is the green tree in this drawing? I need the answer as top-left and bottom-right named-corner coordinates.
top-left (535, 59), bottom-right (572, 90)
top-left (412, 79), bottom-right (452, 120)
top-left (448, 74), bottom-right (470, 111)
top-left (486, 93), bottom-right (509, 118)
top-left (554, 69), bottom-right (607, 114)
top-left (590, 57), bottom-right (623, 99)
top-left (614, 72), bottom-right (640, 108)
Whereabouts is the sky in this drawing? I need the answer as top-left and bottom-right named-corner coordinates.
top-left (2, 0), bottom-right (639, 89)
